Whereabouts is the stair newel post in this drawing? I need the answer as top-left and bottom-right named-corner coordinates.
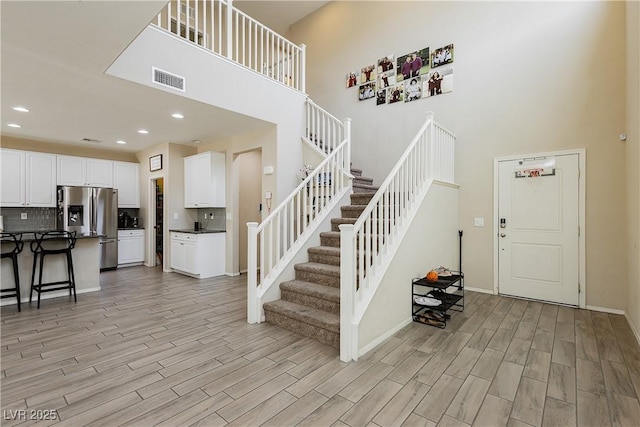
top-left (300, 43), bottom-right (307, 94)
top-left (247, 221), bottom-right (260, 323)
top-left (339, 223), bottom-right (357, 362)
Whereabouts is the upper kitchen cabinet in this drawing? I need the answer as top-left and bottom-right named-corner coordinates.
top-left (114, 161), bottom-right (140, 208)
top-left (184, 151), bottom-right (226, 208)
top-left (57, 155), bottom-right (113, 187)
top-left (0, 149), bottom-right (56, 207)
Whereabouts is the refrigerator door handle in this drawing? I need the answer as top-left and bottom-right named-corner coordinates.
top-left (91, 188), bottom-right (98, 235)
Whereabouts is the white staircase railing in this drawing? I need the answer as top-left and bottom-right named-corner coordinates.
top-left (305, 99), bottom-right (345, 154)
top-left (339, 112), bottom-right (456, 361)
top-left (247, 114), bottom-right (351, 323)
top-left (154, 0), bottom-right (306, 92)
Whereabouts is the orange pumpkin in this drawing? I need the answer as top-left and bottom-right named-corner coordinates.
top-left (426, 270), bottom-right (439, 282)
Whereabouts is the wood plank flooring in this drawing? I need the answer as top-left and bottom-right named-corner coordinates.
top-left (2, 266), bottom-right (640, 426)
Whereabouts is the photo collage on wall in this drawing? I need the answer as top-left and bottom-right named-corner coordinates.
top-left (346, 44), bottom-right (454, 105)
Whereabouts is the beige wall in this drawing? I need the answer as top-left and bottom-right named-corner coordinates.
top-left (237, 150), bottom-right (263, 272)
top-left (625, 0), bottom-right (640, 338)
top-left (292, 1), bottom-right (628, 311)
top-left (0, 135), bottom-right (138, 162)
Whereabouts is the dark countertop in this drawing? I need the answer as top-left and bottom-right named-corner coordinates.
top-left (2, 230), bottom-right (104, 242)
top-left (118, 227), bottom-right (145, 231)
top-left (169, 229), bottom-right (226, 234)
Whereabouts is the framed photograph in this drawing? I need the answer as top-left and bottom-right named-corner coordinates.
top-left (358, 82), bottom-right (376, 101)
top-left (149, 154), bottom-right (163, 172)
top-left (346, 71), bottom-right (358, 88)
top-left (360, 64), bottom-right (376, 84)
top-left (397, 48), bottom-right (430, 82)
top-left (431, 44), bottom-right (454, 68)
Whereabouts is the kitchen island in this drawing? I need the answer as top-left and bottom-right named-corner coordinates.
top-left (0, 232), bottom-right (101, 308)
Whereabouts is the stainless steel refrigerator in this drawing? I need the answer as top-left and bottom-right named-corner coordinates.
top-left (57, 186), bottom-right (118, 270)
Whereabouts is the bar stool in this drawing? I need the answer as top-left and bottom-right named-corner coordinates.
top-left (1, 232), bottom-right (24, 311)
top-left (30, 231), bottom-right (77, 308)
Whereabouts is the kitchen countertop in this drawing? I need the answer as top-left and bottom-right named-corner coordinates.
top-left (2, 230), bottom-right (104, 242)
top-left (169, 229), bottom-right (226, 234)
top-left (118, 227), bottom-right (145, 230)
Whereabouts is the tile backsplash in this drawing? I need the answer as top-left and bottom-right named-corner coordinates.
top-left (196, 208), bottom-right (226, 230)
top-left (0, 207), bottom-right (56, 232)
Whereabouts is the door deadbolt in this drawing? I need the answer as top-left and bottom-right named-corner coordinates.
top-left (500, 233), bottom-right (506, 238)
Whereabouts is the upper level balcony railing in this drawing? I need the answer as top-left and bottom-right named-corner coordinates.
top-left (154, 0), bottom-right (306, 92)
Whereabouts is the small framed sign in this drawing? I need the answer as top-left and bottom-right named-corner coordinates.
top-left (149, 154), bottom-right (163, 172)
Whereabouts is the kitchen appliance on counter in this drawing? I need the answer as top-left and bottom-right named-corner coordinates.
top-left (57, 186), bottom-right (118, 270)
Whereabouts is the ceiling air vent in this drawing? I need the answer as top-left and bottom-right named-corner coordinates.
top-left (152, 67), bottom-right (185, 92)
top-left (81, 138), bottom-right (102, 143)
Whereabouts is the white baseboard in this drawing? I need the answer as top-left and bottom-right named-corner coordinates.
top-left (625, 312), bottom-right (640, 348)
top-left (226, 271), bottom-right (241, 277)
top-left (0, 287), bottom-right (101, 307)
top-left (358, 317), bottom-right (413, 358)
top-left (465, 286), bottom-right (495, 295)
top-left (585, 305), bottom-right (626, 315)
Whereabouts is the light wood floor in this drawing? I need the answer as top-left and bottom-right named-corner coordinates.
top-left (2, 266), bottom-right (640, 426)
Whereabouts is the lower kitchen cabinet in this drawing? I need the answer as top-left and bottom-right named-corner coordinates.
top-left (170, 231), bottom-right (225, 278)
top-left (118, 229), bottom-right (145, 266)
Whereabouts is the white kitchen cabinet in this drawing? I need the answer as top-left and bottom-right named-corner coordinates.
top-left (0, 149), bottom-right (56, 207)
top-left (118, 229), bottom-right (145, 266)
top-left (57, 155), bottom-right (113, 187)
top-left (114, 161), bottom-right (140, 207)
top-left (170, 231), bottom-right (225, 278)
top-left (184, 151), bottom-right (225, 208)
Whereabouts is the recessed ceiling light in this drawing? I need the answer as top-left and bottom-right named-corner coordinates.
top-left (172, 113), bottom-right (184, 119)
top-left (137, 129), bottom-right (149, 134)
top-left (192, 139), bottom-right (201, 144)
top-left (12, 106), bottom-right (29, 113)
top-left (116, 140), bottom-right (127, 145)
top-left (7, 123), bottom-right (22, 128)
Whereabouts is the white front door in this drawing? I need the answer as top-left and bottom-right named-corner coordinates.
top-left (498, 154), bottom-right (580, 305)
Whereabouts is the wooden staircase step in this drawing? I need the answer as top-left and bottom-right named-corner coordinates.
top-left (263, 300), bottom-right (340, 348)
top-left (280, 280), bottom-right (340, 314)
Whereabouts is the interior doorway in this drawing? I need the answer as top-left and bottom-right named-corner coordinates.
top-left (152, 178), bottom-right (164, 268)
top-left (237, 149), bottom-right (262, 272)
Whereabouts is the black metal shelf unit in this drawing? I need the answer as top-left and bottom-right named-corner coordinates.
top-left (411, 230), bottom-right (464, 328)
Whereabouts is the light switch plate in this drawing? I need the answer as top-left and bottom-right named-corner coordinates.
top-left (173, 212), bottom-right (179, 220)
top-left (474, 217), bottom-right (484, 227)
top-left (21, 212), bottom-right (28, 220)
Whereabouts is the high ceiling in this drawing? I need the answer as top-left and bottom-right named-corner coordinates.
top-left (0, 0), bottom-right (328, 153)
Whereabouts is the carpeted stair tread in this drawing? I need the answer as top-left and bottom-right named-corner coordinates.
top-left (354, 176), bottom-right (374, 186)
top-left (280, 280), bottom-right (340, 303)
top-left (351, 168), bottom-right (363, 177)
top-left (263, 300), bottom-right (340, 333)
top-left (308, 246), bottom-right (341, 257)
top-left (353, 182), bottom-right (379, 193)
top-left (294, 262), bottom-right (340, 277)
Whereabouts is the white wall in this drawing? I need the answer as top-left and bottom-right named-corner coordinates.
top-left (107, 25), bottom-right (307, 207)
top-left (292, 1), bottom-right (628, 311)
top-left (359, 182), bottom-right (459, 352)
